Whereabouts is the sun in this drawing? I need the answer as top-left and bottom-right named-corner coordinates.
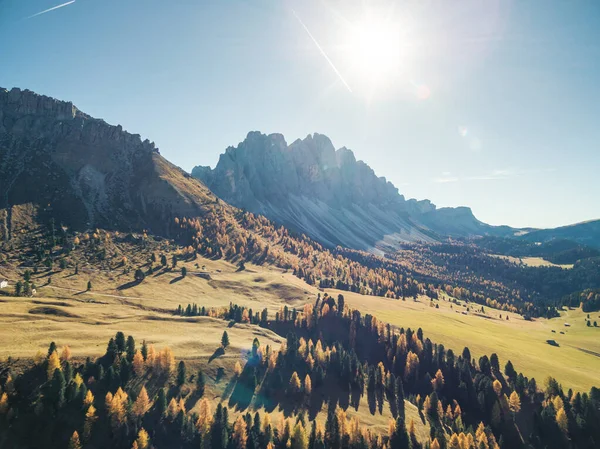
top-left (339, 9), bottom-right (414, 95)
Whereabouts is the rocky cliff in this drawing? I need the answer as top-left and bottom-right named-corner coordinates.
top-left (0, 87), bottom-right (216, 235)
top-left (192, 132), bottom-right (512, 251)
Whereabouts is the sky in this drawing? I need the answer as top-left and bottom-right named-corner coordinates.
top-left (1, 0), bottom-right (599, 229)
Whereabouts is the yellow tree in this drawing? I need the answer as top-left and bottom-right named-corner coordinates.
top-left (291, 422), bottom-right (308, 449)
top-left (83, 404), bottom-right (97, 441)
top-left (432, 369), bottom-right (445, 391)
top-left (83, 390), bottom-right (95, 408)
top-left (232, 415), bottom-right (248, 449)
top-left (196, 398), bottom-right (213, 449)
top-left (0, 393), bottom-right (9, 414)
top-left (234, 361), bottom-right (243, 377)
top-left (304, 374), bottom-right (312, 396)
top-left (492, 380), bottom-right (502, 396)
top-left (289, 372), bottom-right (301, 394)
top-left (60, 345), bottom-right (72, 362)
top-left (108, 388), bottom-right (128, 430)
top-left (509, 391), bottom-right (521, 416)
top-left (133, 350), bottom-right (145, 376)
top-left (431, 438), bottom-right (441, 449)
top-left (68, 431), bottom-right (82, 449)
top-left (556, 408), bottom-right (568, 434)
top-left (132, 386), bottom-right (150, 418)
top-left (448, 433), bottom-right (460, 449)
top-left (136, 428), bottom-right (150, 449)
top-left (47, 350), bottom-right (61, 380)
top-left (167, 398), bottom-right (178, 420)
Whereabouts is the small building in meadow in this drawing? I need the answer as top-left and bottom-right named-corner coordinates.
top-left (0, 279), bottom-right (8, 289)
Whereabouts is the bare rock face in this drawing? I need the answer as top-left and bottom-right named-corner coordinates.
top-left (0, 87), bottom-right (208, 234)
top-left (192, 132), bottom-right (467, 250)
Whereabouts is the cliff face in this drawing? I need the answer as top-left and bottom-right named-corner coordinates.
top-left (193, 131), bottom-right (508, 251)
top-left (0, 87), bottom-right (213, 235)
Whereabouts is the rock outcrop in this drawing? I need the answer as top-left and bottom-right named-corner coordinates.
top-left (0, 87), bottom-right (214, 235)
top-left (193, 131), bottom-right (513, 251)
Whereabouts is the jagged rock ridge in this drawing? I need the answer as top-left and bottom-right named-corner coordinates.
top-left (0, 87), bottom-right (217, 235)
top-left (192, 132), bottom-right (514, 251)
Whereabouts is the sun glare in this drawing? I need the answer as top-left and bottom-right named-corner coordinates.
top-left (342, 11), bottom-right (412, 94)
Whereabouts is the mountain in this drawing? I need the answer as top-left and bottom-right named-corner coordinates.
top-left (0, 87), bottom-right (219, 236)
top-left (192, 131), bottom-right (517, 251)
top-left (520, 219), bottom-right (600, 249)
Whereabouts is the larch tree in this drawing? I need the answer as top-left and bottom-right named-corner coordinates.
top-left (136, 428), bottom-right (150, 449)
top-left (289, 372), bottom-right (301, 395)
top-left (556, 407), bottom-right (568, 434)
top-left (47, 350), bottom-right (61, 380)
top-left (83, 405), bottom-right (97, 441)
top-left (493, 380), bottom-right (502, 397)
top-left (431, 369), bottom-right (445, 392)
top-left (232, 415), bottom-right (248, 449)
top-left (133, 350), bottom-right (145, 376)
top-left (234, 361), bottom-right (243, 377)
top-left (291, 422), bottom-right (308, 449)
top-left (304, 374), bottom-right (312, 396)
top-left (0, 393), bottom-right (9, 414)
top-left (431, 438), bottom-right (441, 449)
top-left (60, 345), bottom-right (72, 362)
top-left (508, 391), bottom-right (521, 416)
top-left (132, 386), bottom-right (150, 418)
top-left (68, 431), bottom-right (82, 449)
top-left (83, 390), bottom-right (95, 408)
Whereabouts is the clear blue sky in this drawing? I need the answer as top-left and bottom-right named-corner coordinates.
top-left (1, 0), bottom-right (599, 228)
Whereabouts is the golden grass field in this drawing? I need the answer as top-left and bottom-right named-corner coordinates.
top-left (490, 254), bottom-right (574, 269)
top-left (0, 249), bottom-right (598, 436)
top-left (0, 256), bottom-right (430, 439)
top-left (335, 289), bottom-right (600, 393)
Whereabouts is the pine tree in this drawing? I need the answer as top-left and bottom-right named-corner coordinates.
top-left (126, 335), bottom-right (136, 361)
top-left (197, 368), bottom-right (206, 396)
top-left (177, 360), bottom-right (187, 386)
top-left (221, 331), bottom-right (230, 348)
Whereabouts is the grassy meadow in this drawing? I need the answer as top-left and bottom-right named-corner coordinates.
top-left (1, 250), bottom-right (599, 404)
top-left (336, 289), bottom-right (600, 392)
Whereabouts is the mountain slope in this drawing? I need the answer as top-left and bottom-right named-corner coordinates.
top-left (193, 132), bottom-right (516, 251)
top-left (520, 219), bottom-right (600, 249)
top-left (0, 87), bottom-right (220, 235)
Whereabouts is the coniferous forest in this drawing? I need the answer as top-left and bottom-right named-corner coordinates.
top-left (1, 294), bottom-right (599, 449)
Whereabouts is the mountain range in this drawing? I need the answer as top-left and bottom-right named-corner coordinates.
top-left (192, 132), bottom-right (517, 251)
top-left (1, 86), bottom-right (598, 251)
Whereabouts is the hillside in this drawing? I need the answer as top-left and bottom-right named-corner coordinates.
top-left (192, 132), bottom-right (517, 252)
top-left (0, 87), bottom-right (222, 236)
top-left (520, 220), bottom-right (600, 249)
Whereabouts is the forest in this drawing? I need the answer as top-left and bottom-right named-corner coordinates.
top-left (2, 294), bottom-right (599, 449)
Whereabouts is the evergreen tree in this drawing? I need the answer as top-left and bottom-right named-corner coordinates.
top-left (126, 335), bottom-right (136, 362)
top-left (177, 361), bottom-right (187, 387)
top-left (197, 368), bottom-right (206, 396)
top-left (221, 331), bottom-right (230, 348)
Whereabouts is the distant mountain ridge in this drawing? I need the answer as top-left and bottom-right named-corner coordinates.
top-left (192, 131), bottom-right (517, 251)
